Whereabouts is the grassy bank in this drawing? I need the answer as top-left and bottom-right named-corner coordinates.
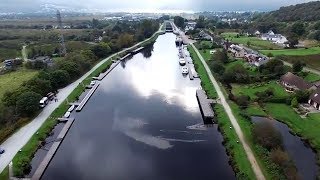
top-left (189, 44), bottom-right (257, 179)
top-left (188, 45), bottom-right (217, 98)
top-left (278, 54), bottom-right (320, 71)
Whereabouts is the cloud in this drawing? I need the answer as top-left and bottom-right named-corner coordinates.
top-left (0, 0), bottom-right (315, 13)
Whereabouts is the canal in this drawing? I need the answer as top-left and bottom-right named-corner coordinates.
top-left (42, 33), bottom-right (235, 180)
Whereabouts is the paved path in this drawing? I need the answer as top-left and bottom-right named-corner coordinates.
top-left (191, 44), bottom-right (266, 180)
top-left (22, 45), bottom-right (28, 61)
top-left (282, 60), bottom-right (320, 76)
top-left (0, 29), bottom-right (164, 173)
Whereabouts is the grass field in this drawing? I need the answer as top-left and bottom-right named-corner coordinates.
top-left (304, 72), bottom-right (320, 82)
top-left (221, 32), bottom-right (281, 50)
top-left (245, 104), bottom-right (267, 117)
top-left (265, 103), bottom-right (320, 151)
top-left (232, 81), bottom-right (288, 99)
top-left (0, 68), bottom-right (38, 99)
top-left (260, 47), bottom-right (320, 56)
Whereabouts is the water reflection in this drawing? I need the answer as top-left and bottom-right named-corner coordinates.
top-left (42, 33), bottom-right (235, 180)
top-left (141, 44), bottom-right (154, 58)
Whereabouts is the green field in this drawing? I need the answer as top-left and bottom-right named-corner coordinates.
top-left (246, 104), bottom-right (267, 117)
top-left (265, 103), bottom-right (320, 151)
top-left (278, 54), bottom-right (320, 71)
top-left (0, 68), bottom-right (38, 99)
top-left (221, 32), bottom-right (281, 50)
top-left (232, 81), bottom-right (288, 99)
top-left (304, 72), bottom-right (320, 82)
top-left (261, 47), bottom-right (320, 56)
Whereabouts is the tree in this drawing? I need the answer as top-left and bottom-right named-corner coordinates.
top-left (291, 97), bottom-right (298, 108)
top-left (271, 148), bottom-right (290, 166)
top-left (291, 22), bottom-right (305, 36)
top-left (214, 49), bottom-right (228, 64)
top-left (209, 62), bottom-right (225, 75)
top-left (246, 41), bottom-right (251, 47)
top-left (286, 35), bottom-right (299, 48)
top-left (235, 95), bottom-right (250, 108)
top-left (24, 78), bottom-right (52, 96)
top-left (196, 15), bottom-right (205, 29)
top-left (56, 61), bottom-right (81, 79)
top-left (16, 91), bottom-right (42, 116)
top-left (91, 42), bottom-right (111, 58)
top-left (252, 121), bottom-right (283, 150)
top-left (173, 16), bottom-right (185, 29)
top-left (50, 70), bottom-right (71, 90)
top-left (294, 90), bottom-right (310, 103)
top-left (292, 60), bottom-right (305, 72)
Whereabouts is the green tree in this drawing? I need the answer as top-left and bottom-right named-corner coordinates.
top-left (286, 35), bottom-right (299, 48)
top-left (173, 16), bottom-right (186, 29)
top-left (292, 60), bottom-right (305, 72)
top-left (209, 62), bottom-right (225, 75)
top-left (50, 70), bottom-right (71, 90)
top-left (291, 22), bottom-right (305, 36)
top-left (91, 42), bottom-right (111, 58)
top-left (16, 91), bottom-right (42, 116)
top-left (24, 78), bottom-right (52, 96)
top-left (214, 49), bottom-right (228, 64)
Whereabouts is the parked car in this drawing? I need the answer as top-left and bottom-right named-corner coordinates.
top-left (182, 67), bottom-right (189, 75)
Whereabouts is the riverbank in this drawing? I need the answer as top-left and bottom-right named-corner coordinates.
top-left (0, 29), bottom-right (164, 178)
top-left (188, 45), bottom-right (257, 179)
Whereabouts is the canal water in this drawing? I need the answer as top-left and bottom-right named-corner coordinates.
top-left (252, 116), bottom-right (318, 180)
top-left (42, 33), bottom-right (235, 180)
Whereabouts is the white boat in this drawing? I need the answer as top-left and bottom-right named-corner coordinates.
top-left (179, 60), bottom-right (186, 66)
top-left (182, 67), bottom-right (189, 75)
top-left (64, 111), bottom-right (71, 118)
top-left (68, 105), bottom-right (75, 112)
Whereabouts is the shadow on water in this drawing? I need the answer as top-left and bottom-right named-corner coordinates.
top-left (40, 33), bottom-right (235, 180)
top-left (251, 116), bottom-right (318, 180)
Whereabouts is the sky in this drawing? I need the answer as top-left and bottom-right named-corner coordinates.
top-left (0, 0), bottom-right (316, 13)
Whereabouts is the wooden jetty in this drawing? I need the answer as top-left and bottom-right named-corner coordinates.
top-left (75, 83), bottom-right (100, 112)
top-left (120, 53), bottom-right (132, 61)
top-left (131, 47), bottom-right (144, 54)
top-left (32, 119), bottom-right (75, 180)
top-left (196, 89), bottom-right (215, 124)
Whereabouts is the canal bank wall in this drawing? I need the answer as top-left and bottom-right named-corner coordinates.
top-left (32, 118), bottom-right (75, 180)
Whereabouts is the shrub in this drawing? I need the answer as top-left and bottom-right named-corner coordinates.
top-left (252, 121), bottom-right (283, 150)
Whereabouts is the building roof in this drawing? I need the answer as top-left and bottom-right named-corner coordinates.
top-left (310, 88), bottom-right (320, 104)
top-left (280, 72), bottom-right (312, 90)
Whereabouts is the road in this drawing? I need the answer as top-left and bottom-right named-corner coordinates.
top-left (0, 29), bottom-right (164, 174)
top-left (191, 44), bottom-right (266, 180)
top-left (282, 60), bottom-right (320, 76)
top-left (22, 45), bottom-right (28, 61)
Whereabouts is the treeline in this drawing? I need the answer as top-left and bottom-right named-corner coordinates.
top-left (255, 1), bottom-right (320, 22)
top-left (0, 19), bottom-right (159, 142)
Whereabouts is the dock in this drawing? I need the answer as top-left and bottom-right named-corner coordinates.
top-left (32, 119), bottom-right (75, 180)
top-left (75, 83), bottom-right (100, 112)
top-left (57, 117), bottom-right (75, 123)
top-left (196, 89), bottom-right (215, 124)
top-left (97, 60), bottom-right (121, 80)
top-left (131, 47), bottom-right (144, 54)
top-left (120, 53), bottom-right (132, 61)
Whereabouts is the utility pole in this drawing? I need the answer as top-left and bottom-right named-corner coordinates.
top-left (56, 10), bottom-right (67, 56)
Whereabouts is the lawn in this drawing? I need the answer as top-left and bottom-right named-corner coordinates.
top-left (260, 47), bottom-right (320, 56)
top-left (214, 104), bottom-right (256, 179)
top-left (232, 81), bottom-right (288, 99)
top-left (221, 32), bottom-right (281, 50)
top-left (304, 72), bottom-right (320, 82)
top-left (0, 68), bottom-right (38, 99)
top-left (188, 45), bottom-right (217, 98)
top-left (0, 166), bottom-right (8, 180)
top-left (245, 104), bottom-right (267, 117)
top-left (264, 103), bottom-right (320, 151)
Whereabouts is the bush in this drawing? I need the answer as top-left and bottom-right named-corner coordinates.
top-left (16, 91), bottom-right (42, 117)
top-left (252, 121), bottom-right (283, 150)
top-left (235, 95), bottom-right (250, 108)
top-left (291, 97), bottom-right (298, 108)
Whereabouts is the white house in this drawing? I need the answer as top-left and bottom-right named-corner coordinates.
top-left (261, 30), bottom-right (287, 44)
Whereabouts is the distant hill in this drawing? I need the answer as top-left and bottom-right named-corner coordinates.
top-left (256, 1), bottom-right (320, 22)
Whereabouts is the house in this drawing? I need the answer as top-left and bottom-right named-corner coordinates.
top-left (261, 30), bottom-right (288, 44)
top-left (308, 89), bottom-right (320, 110)
top-left (254, 30), bottom-right (261, 36)
top-left (244, 53), bottom-right (269, 67)
top-left (229, 44), bottom-right (246, 58)
top-left (280, 72), bottom-right (315, 92)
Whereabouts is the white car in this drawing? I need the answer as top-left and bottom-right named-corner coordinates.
top-left (179, 60), bottom-right (186, 66)
top-left (182, 67), bottom-right (189, 75)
